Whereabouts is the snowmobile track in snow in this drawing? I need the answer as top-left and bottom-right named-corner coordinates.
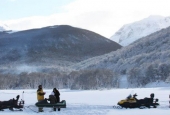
top-left (24, 104), bottom-right (111, 114)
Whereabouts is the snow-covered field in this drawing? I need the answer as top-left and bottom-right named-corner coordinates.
top-left (0, 87), bottom-right (170, 115)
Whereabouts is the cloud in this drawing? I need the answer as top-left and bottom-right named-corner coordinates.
top-left (2, 0), bottom-right (170, 38)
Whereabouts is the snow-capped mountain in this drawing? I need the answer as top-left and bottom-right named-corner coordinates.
top-left (110, 15), bottom-right (170, 46)
top-left (0, 23), bottom-right (10, 32)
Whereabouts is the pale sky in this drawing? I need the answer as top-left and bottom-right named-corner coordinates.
top-left (1, 0), bottom-right (170, 38)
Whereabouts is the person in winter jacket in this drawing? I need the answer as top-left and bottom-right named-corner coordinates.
top-left (37, 85), bottom-right (46, 112)
top-left (51, 88), bottom-right (60, 102)
top-left (47, 88), bottom-right (60, 111)
top-left (48, 94), bottom-right (57, 111)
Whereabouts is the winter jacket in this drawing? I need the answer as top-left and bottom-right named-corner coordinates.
top-left (54, 90), bottom-right (60, 102)
top-left (49, 95), bottom-right (57, 104)
top-left (54, 90), bottom-right (60, 98)
top-left (37, 89), bottom-right (45, 101)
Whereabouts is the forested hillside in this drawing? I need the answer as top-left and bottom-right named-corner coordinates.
top-left (72, 26), bottom-right (170, 88)
top-left (0, 25), bottom-right (121, 89)
top-left (1, 24), bottom-right (170, 89)
top-left (0, 25), bottom-right (121, 74)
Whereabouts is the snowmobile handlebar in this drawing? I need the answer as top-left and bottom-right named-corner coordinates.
top-left (133, 93), bottom-right (138, 98)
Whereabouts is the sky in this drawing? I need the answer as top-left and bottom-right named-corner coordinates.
top-left (0, 0), bottom-right (170, 38)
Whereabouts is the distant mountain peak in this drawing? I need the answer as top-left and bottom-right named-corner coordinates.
top-left (110, 15), bottom-right (170, 46)
top-left (146, 15), bottom-right (164, 20)
top-left (0, 23), bottom-right (10, 32)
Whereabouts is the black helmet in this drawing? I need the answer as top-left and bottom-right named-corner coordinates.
top-left (38, 85), bottom-right (42, 89)
top-left (150, 93), bottom-right (154, 98)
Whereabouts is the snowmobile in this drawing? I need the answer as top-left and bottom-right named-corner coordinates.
top-left (117, 93), bottom-right (159, 109)
top-left (35, 99), bottom-right (66, 111)
top-left (0, 95), bottom-right (25, 111)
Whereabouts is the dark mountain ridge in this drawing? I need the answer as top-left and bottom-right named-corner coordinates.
top-left (0, 25), bottom-right (121, 73)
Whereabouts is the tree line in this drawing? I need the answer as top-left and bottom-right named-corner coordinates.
top-left (0, 69), bottom-right (118, 90)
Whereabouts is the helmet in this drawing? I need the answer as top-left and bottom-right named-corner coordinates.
top-left (150, 93), bottom-right (154, 98)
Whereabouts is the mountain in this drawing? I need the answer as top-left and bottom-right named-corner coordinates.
top-left (72, 25), bottom-right (170, 88)
top-left (0, 23), bottom-right (10, 32)
top-left (110, 15), bottom-right (170, 46)
top-left (2, 24), bottom-right (170, 89)
top-left (0, 25), bottom-right (121, 73)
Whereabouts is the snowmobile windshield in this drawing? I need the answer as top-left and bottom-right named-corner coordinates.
top-left (126, 94), bottom-right (132, 99)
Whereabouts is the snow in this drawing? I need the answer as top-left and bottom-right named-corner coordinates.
top-left (110, 15), bottom-right (170, 46)
top-left (0, 88), bottom-right (170, 115)
top-left (16, 65), bottom-right (40, 73)
top-left (145, 81), bottom-right (170, 88)
top-left (0, 23), bottom-right (10, 32)
top-left (118, 76), bottom-right (170, 88)
top-left (6, 30), bottom-right (18, 34)
top-left (49, 25), bottom-right (59, 28)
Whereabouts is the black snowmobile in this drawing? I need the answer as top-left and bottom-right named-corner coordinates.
top-left (0, 95), bottom-right (24, 111)
top-left (117, 93), bottom-right (159, 109)
top-left (35, 99), bottom-right (66, 111)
